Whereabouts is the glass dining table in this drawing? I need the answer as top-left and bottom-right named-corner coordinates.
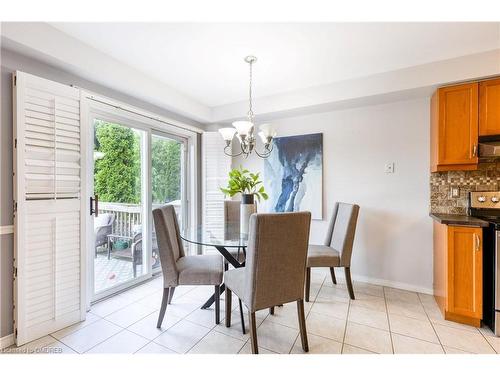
top-left (180, 222), bottom-right (248, 310)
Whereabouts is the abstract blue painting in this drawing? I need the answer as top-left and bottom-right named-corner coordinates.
top-left (264, 133), bottom-right (323, 219)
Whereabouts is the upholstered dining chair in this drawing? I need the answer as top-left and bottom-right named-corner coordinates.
top-left (305, 202), bottom-right (360, 301)
top-left (153, 205), bottom-right (224, 327)
top-left (224, 212), bottom-right (312, 354)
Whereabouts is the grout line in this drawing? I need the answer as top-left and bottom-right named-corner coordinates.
top-left (382, 287), bottom-right (395, 354)
top-left (417, 292), bottom-right (445, 354)
top-left (477, 327), bottom-right (498, 354)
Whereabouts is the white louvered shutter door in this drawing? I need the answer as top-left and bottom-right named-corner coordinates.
top-left (201, 132), bottom-right (231, 237)
top-left (13, 71), bottom-right (86, 345)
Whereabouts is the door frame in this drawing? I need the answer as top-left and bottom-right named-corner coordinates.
top-left (81, 94), bottom-right (199, 305)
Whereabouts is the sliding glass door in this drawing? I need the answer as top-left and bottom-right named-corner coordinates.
top-left (87, 104), bottom-right (193, 302)
top-left (151, 132), bottom-right (187, 272)
top-left (92, 119), bottom-right (148, 295)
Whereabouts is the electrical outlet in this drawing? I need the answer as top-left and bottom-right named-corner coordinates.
top-left (384, 162), bottom-right (395, 173)
top-left (450, 186), bottom-right (460, 198)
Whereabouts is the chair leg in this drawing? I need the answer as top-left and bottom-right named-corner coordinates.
top-left (329, 267), bottom-right (337, 285)
top-left (345, 267), bottom-right (355, 300)
top-left (269, 307), bottom-right (275, 315)
top-left (168, 287), bottom-right (175, 304)
top-left (248, 311), bottom-right (258, 354)
top-left (239, 299), bottom-right (246, 334)
top-left (297, 299), bottom-right (309, 352)
top-left (225, 288), bottom-right (232, 327)
top-left (215, 285), bottom-right (220, 324)
top-left (156, 287), bottom-right (170, 328)
top-left (305, 267), bottom-right (311, 302)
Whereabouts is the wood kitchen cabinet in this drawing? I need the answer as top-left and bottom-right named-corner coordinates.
top-left (479, 78), bottom-right (500, 136)
top-left (433, 222), bottom-right (483, 327)
top-left (430, 82), bottom-right (479, 172)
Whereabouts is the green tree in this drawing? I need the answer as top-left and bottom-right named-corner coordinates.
top-left (94, 121), bottom-right (141, 203)
top-left (151, 137), bottom-right (181, 203)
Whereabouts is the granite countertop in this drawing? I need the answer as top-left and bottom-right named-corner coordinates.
top-left (429, 213), bottom-right (490, 227)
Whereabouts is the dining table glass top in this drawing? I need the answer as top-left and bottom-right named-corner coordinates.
top-left (181, 222), bottom-right (249, 248)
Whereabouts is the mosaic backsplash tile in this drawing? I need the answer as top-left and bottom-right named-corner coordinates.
top-left (430, 162), bottom-right (500, 214)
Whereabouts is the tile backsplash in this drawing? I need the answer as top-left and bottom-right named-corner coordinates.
top-left (430, 162), bottom-right (500, 214)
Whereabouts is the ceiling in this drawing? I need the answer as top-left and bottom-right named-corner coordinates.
top-left (50, 22), bottom-right (500, 108)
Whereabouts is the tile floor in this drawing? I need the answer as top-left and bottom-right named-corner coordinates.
top-left (5, 268), bottom-right (500, 354)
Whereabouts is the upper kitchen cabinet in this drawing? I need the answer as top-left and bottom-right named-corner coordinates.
top-left (431, 82), bottom-right (479, 172)
top-left (479, 78), bottom-right (500, 137)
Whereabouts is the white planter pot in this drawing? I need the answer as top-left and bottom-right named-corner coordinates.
top-left (240, 194), bottom-right (256, 235)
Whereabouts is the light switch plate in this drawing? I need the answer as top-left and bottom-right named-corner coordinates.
top-left (450, 186), bottom-right (460, 198)
top-left (384, 162), bottom-right (395, 173)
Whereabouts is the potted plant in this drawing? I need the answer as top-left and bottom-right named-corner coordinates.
top-left (220, 166), bottom-right (269, 234)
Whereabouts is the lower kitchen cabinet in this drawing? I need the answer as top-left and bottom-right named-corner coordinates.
top-left (433, 222), bottom-right (483, 327)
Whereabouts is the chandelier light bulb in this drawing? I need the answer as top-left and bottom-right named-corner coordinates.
top-left (218, 127), bottom-right (237, 141)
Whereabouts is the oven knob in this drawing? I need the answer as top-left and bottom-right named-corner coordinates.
top-left (478, 196), bottom-right (486, 202)
top-left (492, 197), bottom-right (500, 203)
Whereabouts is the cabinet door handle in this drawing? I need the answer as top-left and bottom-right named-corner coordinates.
top-left (473, 233), bottom-right (480, 252)
top-left (472, 144), bottom-right (478, 157)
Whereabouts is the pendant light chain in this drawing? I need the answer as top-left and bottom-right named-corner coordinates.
top-left (218, 55), bottom-right (275, 159)
top-left (248, 59), bottom-right (254, 121)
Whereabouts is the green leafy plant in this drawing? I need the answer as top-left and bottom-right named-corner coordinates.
top-left (220, 166), bottom-right (269, 202)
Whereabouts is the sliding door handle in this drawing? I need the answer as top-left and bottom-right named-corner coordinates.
top-left (90, 195), bottom-right (99, 217)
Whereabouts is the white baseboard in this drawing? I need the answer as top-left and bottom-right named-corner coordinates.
top-left (0, 334), bottom-right (14, 349)
top-left (334, 272), bottom-right (433, 295)
top-left (0, 225), bottom-right (14, 235)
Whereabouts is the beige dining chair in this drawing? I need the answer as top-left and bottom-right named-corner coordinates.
top-left (153, 205), bottom-right (224, 327)
top-left (224, 212), bottom-right (312, 354)
top-left (305, 202), bottom-right (360, 301)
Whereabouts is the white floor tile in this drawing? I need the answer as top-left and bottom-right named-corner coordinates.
top-left (91, 295), bottom-right (132, 317)
top-left (305, 312), bottom-right (346, 342)
top-left (349, 293), bottom-right (387, 313)
top-left (254, 320), bottom-right (299, 354)
top-left (384, 287), bottom-right (421, 304)
top-left (344, 322), bottom-right (393, 354)
top-left (238, 342), bottom-right (277, 354)
top-left (348, 305), bottom-right (389, 331)
top-left (51, 312), bottom-right (101, 340)
top-left (342, 344), bottom-right (376, 354)
top-left (386, 300), bottom-right (428, 321)
top-left (104, 302), bottom-right (157, 328)
top-left (154, 320), bottom-right (211, 353)
top-left (86, 330), bottom-right (149, 353)
top-left (434, 324), bottom-right (495, 354)
top-left (291, 333), bottom-right (342, 354)
top-left (389, 314), bottom-right (439, 343)
top-left (317, 285), bottom-right (351, 303)
top-left (188, 331), bottom-right (245, 354)
top-left (265, 302), bottom-right (312, 330)
top-left (135, 341), bottom-right (176, 354)
top-left (310, 299), bottom-right (349, 320)
top-left (443, 346), bottom-right (474, 354)
top-left (392, 333), bottom-right (444, 354)
top-left (184, 306), bottom-right (223, 329)
top-left (58, 319), bottom-right (123, 353)
top-left (484, 335), bottom-right (500, 353)
top-left (215, 311), bottom-right (261, 341)
top-left (128, 310), bottom-right (181, 340)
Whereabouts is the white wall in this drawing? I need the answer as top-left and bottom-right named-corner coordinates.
top-left (234, 98), bottom-right (433, 293)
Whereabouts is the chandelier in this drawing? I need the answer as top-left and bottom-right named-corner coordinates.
top-left (218, 56), bottom-right (276, 158)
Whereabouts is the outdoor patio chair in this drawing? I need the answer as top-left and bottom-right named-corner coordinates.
top-left (94, 213), bottom-right (115, 257)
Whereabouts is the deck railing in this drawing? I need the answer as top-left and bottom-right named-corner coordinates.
top-left (99, 201), bottom-right (181, 237)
